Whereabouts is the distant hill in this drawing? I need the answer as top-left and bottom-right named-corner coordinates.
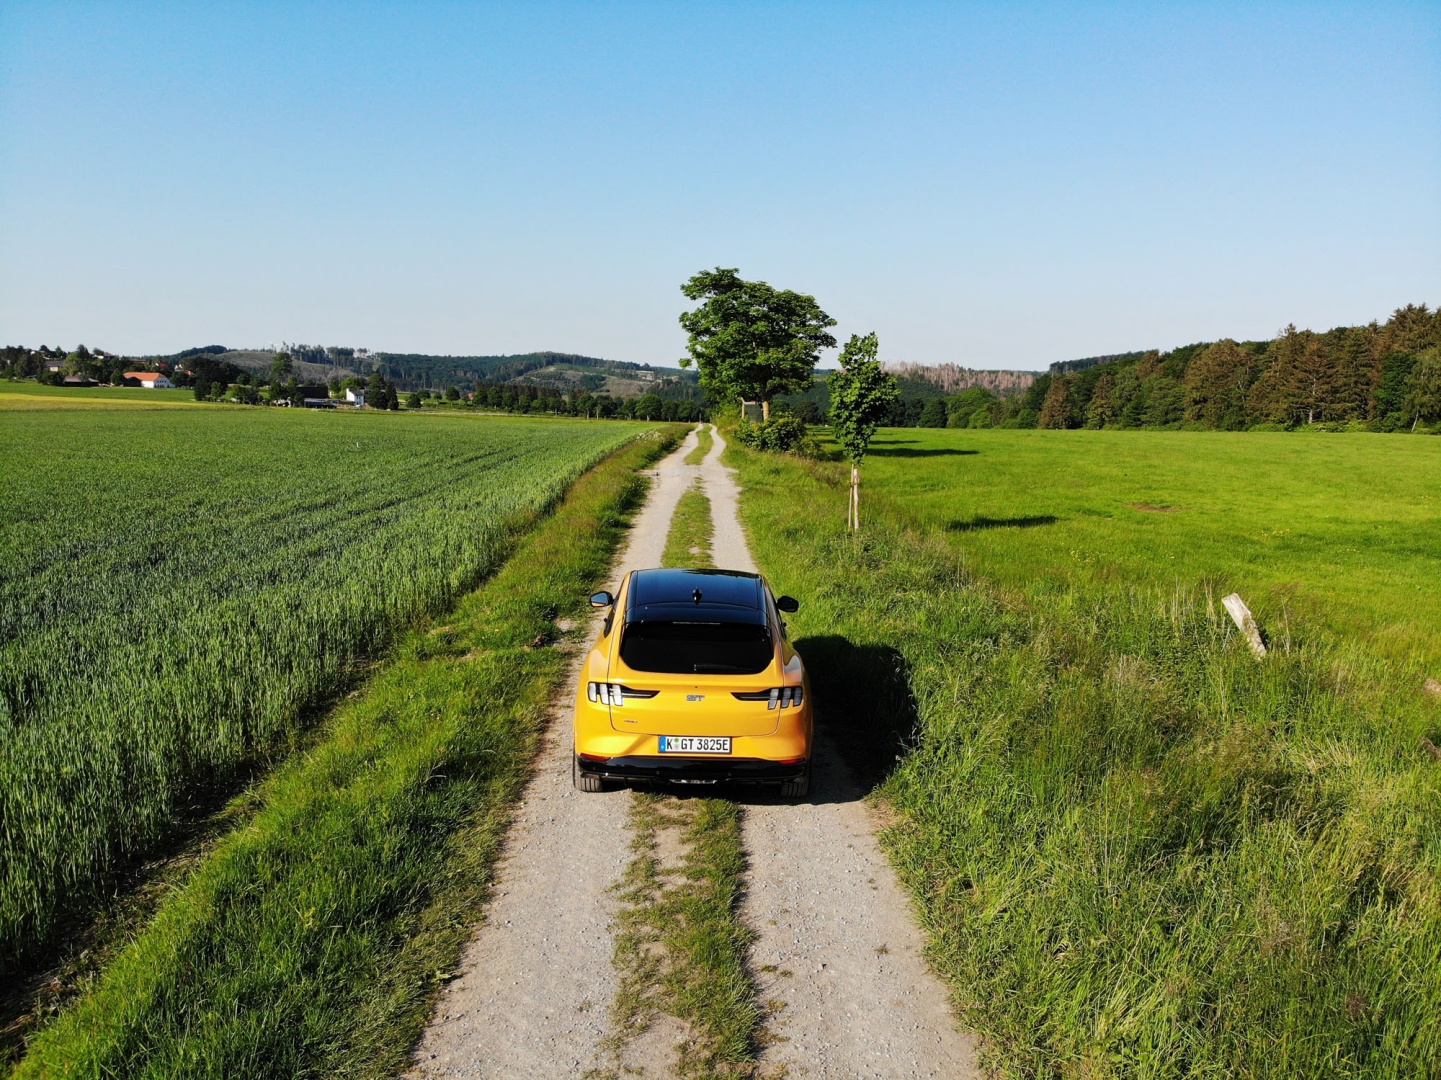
top-left (139, 345), bottom-right (700, 397)
top-left (370, 350), bottom-right (686, 391)
top-left (506, 359), bottom-right (702, 401)
top-left (883, 362), bottom-right (1038, 396)
top-left (1048, 351), bottom-right (1149, 376)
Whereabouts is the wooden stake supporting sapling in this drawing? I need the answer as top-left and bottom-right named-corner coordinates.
top-left (1221, 593), bottom-right (1267, 658)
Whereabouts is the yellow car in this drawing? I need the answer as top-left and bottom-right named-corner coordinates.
top-left (573, 568), bottom-right (812, 797)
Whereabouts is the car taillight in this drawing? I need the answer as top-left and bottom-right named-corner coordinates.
top-left (731, 686), bottom-right (804, 710)
top-left (586, 682), bottom-right (658, 707)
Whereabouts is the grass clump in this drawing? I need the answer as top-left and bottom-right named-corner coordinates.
top-left (605, 795), bottom-right (762, 1078)
top-left (662, 480), bottom-right (716, 569)
top-left (730, 442), bottom-right (1441, 1078)
top-left (11, 430), bottom-right (682, 1079)
top-left (684, 423), bottom-right (715, 465)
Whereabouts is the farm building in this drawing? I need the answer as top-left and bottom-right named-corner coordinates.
top-left (345, 388), bottom-right (366, 406)
top-left (122, 371), bottom-right (174, 388)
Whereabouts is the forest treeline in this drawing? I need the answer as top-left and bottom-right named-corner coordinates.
top-left (865, 304), bottom-right (1441, 432)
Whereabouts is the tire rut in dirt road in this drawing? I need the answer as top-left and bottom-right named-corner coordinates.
top-left (406, 429), bottom-right (702, 1079)
top-left (702, 427), bottom-right (981, 1078)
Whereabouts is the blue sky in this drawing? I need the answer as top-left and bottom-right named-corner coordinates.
top-left (2, 2), bottom-right (1437, 370)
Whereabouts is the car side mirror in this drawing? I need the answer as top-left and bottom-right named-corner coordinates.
top-left (776, 595), bottom-right (799, 613)
top-left (590, 591), bottom-right (614, 608)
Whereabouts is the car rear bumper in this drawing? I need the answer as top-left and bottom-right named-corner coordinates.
top-left (576, 753), bottom-right (807, 785)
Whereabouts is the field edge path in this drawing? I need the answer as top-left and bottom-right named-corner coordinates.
top-left (702, 429), bottom-right (981, 1078)
top-left (406, 427), bottom-right (703, 1078)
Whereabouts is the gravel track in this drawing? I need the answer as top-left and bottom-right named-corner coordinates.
top-left (702, 428), bottom-right (979, 1078)
top-left (406, 428), bottom-right (702, 1079)
top-left (408, 425), bottom-right (979, 1077)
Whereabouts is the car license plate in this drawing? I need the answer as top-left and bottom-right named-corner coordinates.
top-left (658, 736), bottom-right (731, 754)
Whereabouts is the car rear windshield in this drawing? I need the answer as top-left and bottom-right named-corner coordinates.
top-left (620, 620), bottom-right (772, 675)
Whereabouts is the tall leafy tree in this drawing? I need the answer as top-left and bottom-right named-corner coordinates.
top-left (1383, 303), bottom-right (1441, 355)
top-left (828, 333), bottom-right (899, 530)
top-left (1404, 347), bottom-right (1441, 431)
top-left (1371, 350), bottom-right (1417, 430)
top-left (1248, 326), bottom-right (1321, 425)
top-left (919, 398), bottom-right (948, 427)
top-left (1317, 328), bottom-right (1374, 422)
top-left (1272, 325), bottom-right (1333, 425)
top-left (678, 267), bottom-right (836, 419)
top-left (1037, 376), bottom-right (1073, 429)
top-left (1183, 339), bottom-right (1251, 428)
top-left (1085, 372), bottom-right (1116, 428)
top-left (270, 352), bottom-right (295, 383)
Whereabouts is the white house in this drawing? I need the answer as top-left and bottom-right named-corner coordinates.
top-left (345, 388), bottom-right (366, 406)
top-left (122, 371), bottom-right (174, 389)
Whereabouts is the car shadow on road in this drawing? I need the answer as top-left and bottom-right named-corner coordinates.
top-left (798, 635), bottom-right (921, 791)
top-left (713, 635), bottom-right (921, 808)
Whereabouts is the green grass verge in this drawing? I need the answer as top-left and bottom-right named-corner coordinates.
top-left (11, 429), bottom-right (682, 1079)
top-left (684, 424), bottom-right (715, 465)
top-left (730, 443), bottom-right (1441, 1079)
top-left (661, 480), bottom-right (716, 570)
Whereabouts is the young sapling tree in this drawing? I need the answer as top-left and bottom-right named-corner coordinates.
top-left (828, 332), bottom-right (899, 530)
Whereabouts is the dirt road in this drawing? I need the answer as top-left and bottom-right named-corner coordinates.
top-left (409, 427), bottom-right (978, 1078)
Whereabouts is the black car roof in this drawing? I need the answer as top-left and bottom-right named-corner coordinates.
top-left (626, 568), bottom-right (766, 626)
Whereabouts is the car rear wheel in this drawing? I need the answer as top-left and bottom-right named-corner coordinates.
top-left (778, 763), bottom-right (811, 799)
top-left (574, 754), bottom-right (608, 793)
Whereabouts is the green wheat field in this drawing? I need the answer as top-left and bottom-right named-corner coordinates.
top-left (0, 388), bottom-right (645, 975)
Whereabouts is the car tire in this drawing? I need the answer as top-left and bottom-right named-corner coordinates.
top-left (779, 763), bottom-right (811, 799)
top-left (574, 755), bottom-right (607, 793)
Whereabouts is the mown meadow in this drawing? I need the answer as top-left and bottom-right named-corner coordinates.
top-left (734, 428), bottom-right (1441, 1078)
top-left (864, 427), bottom-right (1441, 667)
top-left (0, 391), bottom-right (646, 980)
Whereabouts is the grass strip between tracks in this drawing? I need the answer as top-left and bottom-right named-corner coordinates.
top-left (661, 480), bottom-right (716, 570)
top-left (729, 442), bottom-right (1441, 1079)
top-left (683, 423), bottom-right (714, 465)
top-left (13, 428), bottom-right (683, 1079)
top-left (600, 478), bottom-right (766, 1078)
top-left (606, 795), bottom-right (761, 1078)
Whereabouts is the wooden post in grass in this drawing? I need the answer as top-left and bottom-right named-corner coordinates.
top-left (1222, 593), bottom-right (1267, 658)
